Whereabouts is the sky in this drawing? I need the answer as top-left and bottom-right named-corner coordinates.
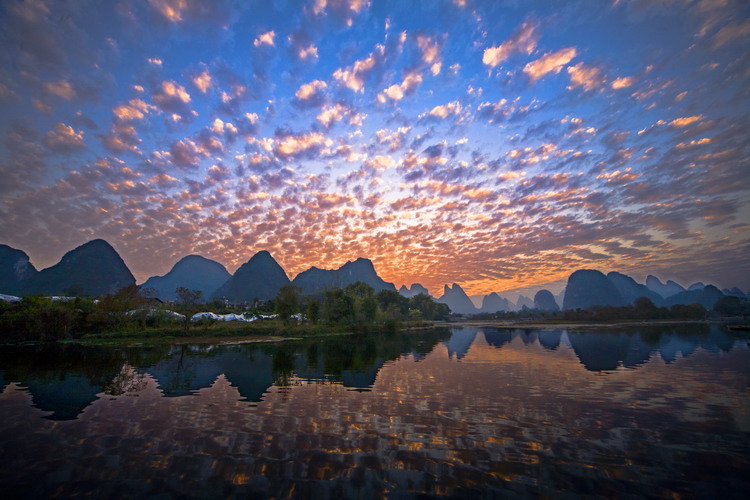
top-left (0, 0), bottom-right (749, 296)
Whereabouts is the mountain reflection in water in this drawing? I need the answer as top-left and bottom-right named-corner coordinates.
top-left (0, 325), bottom-right (748, 499)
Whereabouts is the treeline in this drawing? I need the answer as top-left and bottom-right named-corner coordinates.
top-left (0, 285), bottom-right (189, 342)
top-left (273, 282), bottom-right (451, 328)
top-left (469, 296), bottom-right (750, 322)
top-left (0, 282), bottom-right (451, 342)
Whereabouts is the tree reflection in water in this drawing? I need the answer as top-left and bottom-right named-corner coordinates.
top-left (0, 325), bottom-right (748, 499)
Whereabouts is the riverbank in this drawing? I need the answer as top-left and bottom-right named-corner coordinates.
top-left (440, 318), bottom-right (738, 330)
top-left (54, 320), bottom-right (436, 346)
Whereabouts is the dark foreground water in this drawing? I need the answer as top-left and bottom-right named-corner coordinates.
top-left (0, 325), bottom-right (748, 499)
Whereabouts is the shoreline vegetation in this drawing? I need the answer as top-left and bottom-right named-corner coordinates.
top-left (0, 282), bottom-right (451, 345)
top-left (1, 281), bottom-right (748, 346)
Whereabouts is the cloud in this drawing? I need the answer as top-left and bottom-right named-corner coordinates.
top-left (416, 35), bottom-right (442, 75)
top-left (483, 20), bottom-right (538, 68)
top-left (112, 99), bottom-right (156, 121)
top-left (670, 115), bottom-right (703, 127)
top-left (253, 30), bottom-right (275, 47)
top-left (419, 101), bottom-right (464, 121)
top-left (0, 1), bottom-right (748, 294)
top-left (333, 44), bottom-right (385, 92)
top-left (294, 80), bottom-right (328, 107)
top-left (101, 122), bottom-right (141, 153)
top-left (711, 19), bottom-right (750, 48)
top-left (523, 47), bottom-right (577, 82)
top-left (376, 71), bottom-right (423, 103)
top-left (312, 0), bottom-right (371, 27)
top-left (44, 123), bottom-right (86, 152)
top-left (147, 0), bottom-right (235, 26)
top-left (192, 70), bottom-right (212, 93)
top-left (297, 44), bottom-right (318, 60)
top-left (44, 80), bottom-right (75, 100)
top-left (611, 76), bottom-right (635, 89)
top-left (170, 138), bottom-right (207, 167)
top-left (477, 97), bottom-right (537, 123)
top-left (316, 103), bottom-right (365, 128)
top-left (152, 80), bottom-right (192, 117)
top-left (274, 131), bottom-right (333, 159)
top-left (566, 62), bottom-right (605, 91)
top-left (148, 0), bottom-right (188, 22)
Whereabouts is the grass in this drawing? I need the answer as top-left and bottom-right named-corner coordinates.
top-left (63, 319), bottom-right (435, 346)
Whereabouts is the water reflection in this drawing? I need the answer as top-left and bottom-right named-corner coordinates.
top-left (0, 325), bottom-right (748, 499)
top-left (0, 325), bottom-right (745, 420)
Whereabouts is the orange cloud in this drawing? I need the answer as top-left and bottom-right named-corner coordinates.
top-left (483, 20), bottom-right (538, 68)
top-left (566, 62), bottom-right (604, 91)
top-left (253, 30), bottom-right (276, 47)
top-left (611, 76), bottom-right (635, 89)
top-left (523, 47), bottom-right (577, 82)
top-left (670, 115), bottom-right (703, 127)
top-left (295, 80), bottom-right (327, 100)
top-left (44, 123), bottom-right (86, 152)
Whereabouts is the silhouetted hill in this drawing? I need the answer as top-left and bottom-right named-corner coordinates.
top-left (292, 258), bottom-right (396, 295)
top-left (398, 283), bottom-right (430, 298)
top-left (212, 251), bottom-right (289, 302)
top-left (687, 282), bottom-right (706, 291)
top-left (479, 292), bottom-right (512, 313)
top-left (563, 269), bottom-right (625, 310)
top-left (533, 289), bottom-right (560, 311)
top-left (0, 244), bottom-right (38, 295)
top-left (722, 287), bottom-right (748, 298)
top-left (607, 271), bottom-right (662, 306)
top-left (141, 255), bottom-right (230, 302)
top-left (516, 294), bottom-right (534, 310)
top-left (437, 283), bottom-right (476, 315)
top-left (21, 239), bottom-right (135, 297)
top-left (646, 275), bottom-right (685, 298)
top-left (661, 285), bottom-right (725, 309)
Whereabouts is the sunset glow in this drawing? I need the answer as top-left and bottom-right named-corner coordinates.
top-left (1, 0), bottom-right (748, 295)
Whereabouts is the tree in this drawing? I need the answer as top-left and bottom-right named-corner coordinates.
top-left (345, 282), bottom-right (374, 299)
top-left (408, 293), bottom-right (450, 321)
top-left (324, 289), bottom-right (355, 325)
top-left (360, 296), bottom-right (378, 324)
top-left (375, 290), bottom-right (409, 317)
top-left (633, 296), bottom-right (660, 319)
top-left (275, 285), bottom-right (301, 324)
top-left (140, 286), bottom-right (160, 300)
top-left (176, 287), bottom-right (203, 309)
top-left (715, 296), bottom-right (750, 317)
top-left (175, 287), bottom-right (203, 331)
top-left (306, 301), bottom-right (320, 324)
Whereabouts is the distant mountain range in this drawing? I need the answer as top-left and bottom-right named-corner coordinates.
top-left (398, 283), bottom-right (430, 298)
top-left (291, 257), bottom-right (396, 295)
top-left (0, 239), bottom-right (747, 312)
top-left (0, 240), bottom-right (134, 297)
top-left (0, 239), bottom-right (397, 303)
top-left (141, 255), bottom-right (230, 302)
top-left (212, 250), bottom-right (290, 303)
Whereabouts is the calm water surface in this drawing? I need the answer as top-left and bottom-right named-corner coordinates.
top-left (0, 325), bottom-right (748, 499)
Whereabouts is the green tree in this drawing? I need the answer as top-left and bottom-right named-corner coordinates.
top-left (360, 295), bottom-right (378, 324)
top-left (408, 293), bottom-right (450, 320)
top-left (324, 289), bottom-right (355, 324)
top-left (275, 285), bottom-right (301, 324)
top-left (306, 301), bottom-right (320, 324)
top-left (345, 282), bottom-right (374, 299)
top-left (375, 290), bottom-right (409, 317)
